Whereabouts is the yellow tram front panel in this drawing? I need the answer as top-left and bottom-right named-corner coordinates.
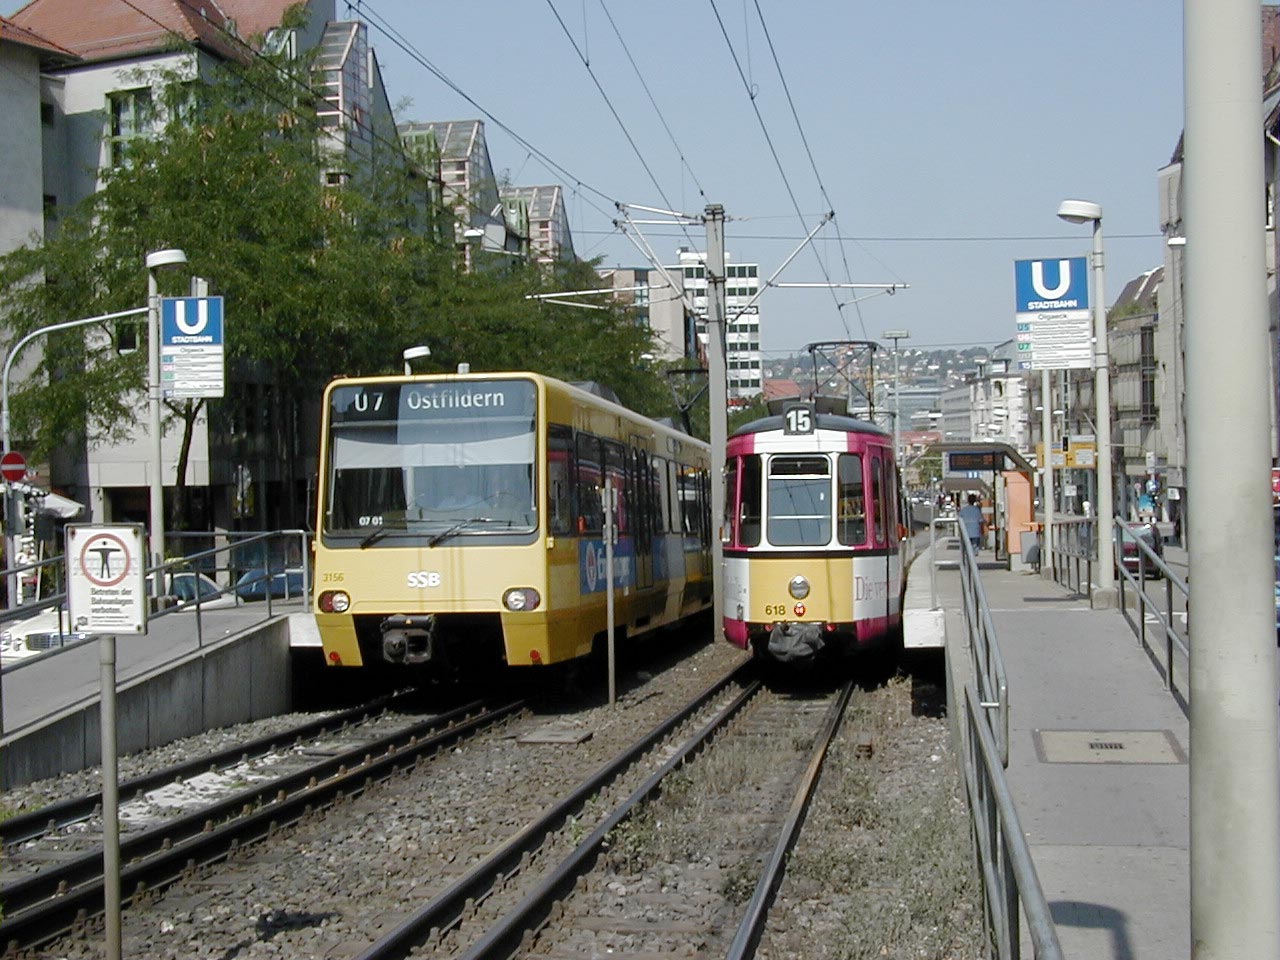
top-left (723, 552), bottom-right (896, 626)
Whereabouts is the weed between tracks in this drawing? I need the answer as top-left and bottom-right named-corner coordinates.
top-left (776, 674), bottom-right (986, 959)
top-left (601, 673), bottom-right (986, 959)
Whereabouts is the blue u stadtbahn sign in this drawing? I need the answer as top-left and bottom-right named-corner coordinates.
top-left (1013, 257), bottom-right (1089, 314)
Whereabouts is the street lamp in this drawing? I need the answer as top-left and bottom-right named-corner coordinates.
top-left (402, 344), bottom-right (431, 375)
top-left (1057, 199), bottom-right (1113, 606)
top-left (883, 329), bottom-right (910, 462)
top-left (146, 248), bottom-right (187, 585)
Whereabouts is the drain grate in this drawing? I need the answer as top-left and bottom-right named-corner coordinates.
top-left (1035, 729), bottom-right (1186, 764)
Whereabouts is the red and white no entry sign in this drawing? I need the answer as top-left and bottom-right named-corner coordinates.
top-left (0, 450), bottom-right (26, 482)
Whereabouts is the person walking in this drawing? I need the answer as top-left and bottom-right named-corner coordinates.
top-left (959, 494), bottom-right (985, 550)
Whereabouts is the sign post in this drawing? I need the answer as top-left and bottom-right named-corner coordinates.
top-left (66, 523), bottom-right (146, 960)
top-left (603, 478), bottom-right (617, 708)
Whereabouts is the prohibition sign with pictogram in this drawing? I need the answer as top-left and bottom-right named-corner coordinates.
top-left (66, 524), bottom-right (147, 634)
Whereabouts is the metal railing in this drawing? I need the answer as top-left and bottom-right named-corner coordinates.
top-left (956, 525), bottom-right (1011, 767)
top-left (964, 682), bottom-right (1064, 959)
top-left (1047, 515), bottom-right (1094, 599)
top-left (1114, 518), bottom-right (1189, 708)
top-left (932, 513), bottom-right (1062, 958)
top-left (0, 529), bottom-right (310, 663)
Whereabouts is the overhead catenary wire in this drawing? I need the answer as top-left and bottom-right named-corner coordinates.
top-left (706, 0), bottom-right (857, 339)
top-left (543, 0), bottom-right (702, 254)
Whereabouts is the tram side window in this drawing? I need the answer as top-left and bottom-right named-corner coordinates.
top-left (739, 455), bottom-right (762, 546)
top-left (724, 458), bottom-right (737, 543)
top-left (881, 454), bottom-right (896, 537)
top-left (603, 439), bottom-right (628, 534)
top-left (836, 454), bottom-right (865, 546)
top-left (575, 433), bottom-right (603, 533)
top-left (678, 465), bottom-right (701, 537)
top-left (668, 460), bottom-right (681, 533)
top-left (870, 454), bottom-right (884, 545)
top-left (548, 425), bottom-right (573, 536)
top-left (653, 456), bottom-right (671, 532)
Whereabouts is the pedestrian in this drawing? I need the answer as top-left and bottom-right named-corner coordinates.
top-left (959, 494), bottom-right (984, 550)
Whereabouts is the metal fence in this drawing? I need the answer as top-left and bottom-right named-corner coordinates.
top-left (1114, 518), bottom-right (1189, 709)
top-left (1046, 515), bottom-right (1094, 599)
top-left (937, 518), bottom-right (1064, 959)
top-left (0, 529), bottom-right (310, 662)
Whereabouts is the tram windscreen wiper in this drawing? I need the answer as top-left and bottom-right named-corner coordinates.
top-left (359, 523), bottom-right (403, 549)
top-left (427, 516), bottom-right (504, 548)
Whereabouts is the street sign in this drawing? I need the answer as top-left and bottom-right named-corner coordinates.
top-left (1013, 257), bottom-right (1093, 370)
top-left (161, 296), bottom-right (225, 399)
top-left (66, 524), bottom-right (147, 634)
top-left (0, 450), bottom-right (26, 482)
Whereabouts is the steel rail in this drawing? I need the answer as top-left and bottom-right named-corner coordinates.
top-left (0, 699), bottom-right (524, 955)
top-left (358, 660), bottom-right (757, 960)
top-left (725, 680), bottom-right (855, 960)
top-left (1, 692), bottom-right (415, 848)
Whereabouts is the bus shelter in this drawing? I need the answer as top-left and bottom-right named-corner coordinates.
top-left (933, 442), bottom-right (1037, 569)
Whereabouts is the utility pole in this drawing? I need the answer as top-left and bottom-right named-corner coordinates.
top-left (1184, 2), bottom-right (1280, 956)
top-left (705, 204), bottom-right (727, 641)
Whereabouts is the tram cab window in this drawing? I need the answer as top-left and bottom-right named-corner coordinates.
top-left (767, 456), bottom-right (831, 547)
top-left (548, 425), bottom-right (573, 535)
top-left (836, 454), bottom-right (865, 545)
top-left (737, 455), bottom-right (762, 546)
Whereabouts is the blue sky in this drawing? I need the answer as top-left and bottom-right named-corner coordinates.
top-left (10, 0), bottom-right (1186, 357)
top-left (360, 0), bottom-right (1184, 357)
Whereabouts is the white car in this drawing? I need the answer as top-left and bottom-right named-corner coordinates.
top-left (163, 571), bottom-right (238, 610)
top-left (0, 608), bottom-right (89, 659)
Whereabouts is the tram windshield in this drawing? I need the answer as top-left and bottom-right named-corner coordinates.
top-left (767, 456), bottom-right (831, 546)
top-left (324, 379), bottom-right (538, 541)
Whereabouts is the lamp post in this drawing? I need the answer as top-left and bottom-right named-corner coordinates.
top-left (883, 329), bottom-right (910, 461)
top-left (146, 249), bottom-right (187, 585)
top-left (402, 345), bottom-right (431, 375)
top-left (1057, 200), bottom-right (1113, 606)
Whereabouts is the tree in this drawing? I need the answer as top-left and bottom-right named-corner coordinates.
top-left (0, 52), bottom-right (447, 532)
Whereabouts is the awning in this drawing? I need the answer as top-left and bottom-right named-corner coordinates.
top-left (3, 481), bottom-right (84, 519)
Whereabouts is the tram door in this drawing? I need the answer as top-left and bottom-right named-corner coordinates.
top-left (629, 441), bottom-right (654, 591)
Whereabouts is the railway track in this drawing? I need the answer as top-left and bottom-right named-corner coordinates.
top-left (0, 697), bottom-right (526, 955)
top-left (5, 641), bottom-right (973, 959)
top-left (356, 673), bottom-right (854, 960)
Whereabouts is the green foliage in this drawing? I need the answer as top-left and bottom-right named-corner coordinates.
top-left (0, 51), bottom-right (698, 462)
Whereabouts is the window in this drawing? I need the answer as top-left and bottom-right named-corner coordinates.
top-left (870, 455), bottom-right (884, 544)
top-left (1140, 325), bottom-right (1157, 425)
top-left (575, 433), bottom-right (603, 533)
top-left (548, 425), bottom-right (573, 535)
top-left (107, 88), bottom-right (155, 167)
top-left (40, 102), bottom-right (55, 127)
top-left (767, 456), bottom-right (831, 546)
top-left (836, 455), bottom-right (865, 545)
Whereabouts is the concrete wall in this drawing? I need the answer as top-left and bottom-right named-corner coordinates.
top-left (0, 41), bottom-right (45, 255)
top-left (0, 619), bottom-right (291, 790)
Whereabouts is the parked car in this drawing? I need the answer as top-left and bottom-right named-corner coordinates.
top-left (234, 567), bottom-right (306, 601)
top-left (164, 571), bottom-right (237, 610)
top-left (1116, 522), bottom-right (1164, 579)
top-left (0, 609), bottom-right (91, 655)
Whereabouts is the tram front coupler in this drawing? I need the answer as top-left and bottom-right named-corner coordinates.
top-left (766, 621), bottom-right (826, 663)
top-left (381, 614), bottom-right (437, 664)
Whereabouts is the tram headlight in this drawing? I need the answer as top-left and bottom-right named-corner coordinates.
top-left (788, 576), bottom-right (810, 600)
top-left (319, 590), bottom-right (350, 614)
top-left (503, 588), bottom-right (541, 612)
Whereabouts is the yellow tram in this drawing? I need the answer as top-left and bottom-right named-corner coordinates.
top-left (312, 370), bottom-right (713, 676)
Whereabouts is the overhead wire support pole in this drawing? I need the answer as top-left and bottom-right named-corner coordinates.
top-left (705, 203), bottom-right (728, 644)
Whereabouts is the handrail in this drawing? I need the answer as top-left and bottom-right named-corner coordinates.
top-left (957, 521), bottom-right (1010, 767)
top-left (1046, 514), bottom-right (1094, 599)
top-left (963, 682), bottom-right (1065, 960)
top-left (1114, 517), bottom-right (1190, 707)
top-left (0, 529), bottom-right (311, 662)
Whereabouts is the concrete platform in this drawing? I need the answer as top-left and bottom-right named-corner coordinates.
top-left (906, 535), bottom-right (1189, 959)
